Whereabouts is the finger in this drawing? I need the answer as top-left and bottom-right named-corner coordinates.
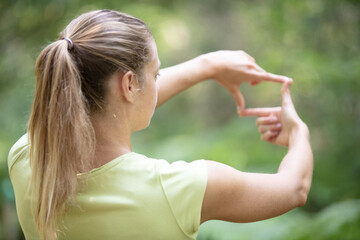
top-left (261, 130), bottom-right (279, 141)
top-left (281, 82), bottom-right (294, 108)
top-left (249, 64), bottom-right (265, 86)
top-left (251, 72), bottom-right (293, 84)
top-left (230, 88), bottom-right (246, 115)
top-left (258, 123), bottom-right (281, 134)
top-left (267, 130), bottom-right (281, 142)
top-left (256, 115), bottom-right (279, 126)
top-left (251, 63), bottom-right (266, 73)
top-left (242, 107), bottom-right (281, 117)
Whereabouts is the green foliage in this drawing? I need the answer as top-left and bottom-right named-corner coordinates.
top-left (286, 199), bottom-right (360, 240)
top-left (1, 0), bottom-right (359, 239)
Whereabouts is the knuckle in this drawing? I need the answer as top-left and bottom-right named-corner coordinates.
top-left (244, 63), bottom-right (254, 68)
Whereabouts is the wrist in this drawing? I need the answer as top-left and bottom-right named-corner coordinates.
top-left (198, 52), bottom-right (218, 80)
top-left (289, 122), bottom-right (310, 144)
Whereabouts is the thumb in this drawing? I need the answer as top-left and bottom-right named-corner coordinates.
top-left (281, 82), bottom-right (294, 108)
top-left (230, 88), bottom-right (245, 116)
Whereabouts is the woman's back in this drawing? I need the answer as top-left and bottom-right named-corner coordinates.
top-left (9, 134), bottom-right (207, 240)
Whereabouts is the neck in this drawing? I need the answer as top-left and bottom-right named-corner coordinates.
top-left (91, 110), bottom-right (133, 169)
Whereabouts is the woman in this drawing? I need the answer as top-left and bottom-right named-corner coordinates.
top-left (8, 9), bottom-right (313, 240)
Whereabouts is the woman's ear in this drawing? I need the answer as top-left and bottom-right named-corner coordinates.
top-left (117, 70), bottom-right (138, 102)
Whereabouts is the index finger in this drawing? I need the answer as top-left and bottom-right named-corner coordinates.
top-left (241, 107), bottom-right (281, 117)
top-left (252, 72), bottom-right (293, 84)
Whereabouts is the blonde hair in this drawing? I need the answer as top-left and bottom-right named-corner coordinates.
top-left (28, 10), bottom-right (153, 240)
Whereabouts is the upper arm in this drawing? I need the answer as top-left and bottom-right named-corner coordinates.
top-left (200, 160), bottom-right (303, 224)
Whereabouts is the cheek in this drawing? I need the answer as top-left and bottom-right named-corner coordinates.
top-left (154, 83), bottom-right (159, 103)
top-left (148, 81), bottom-right (157, 105)
top-left (142, 83), bottom-right (157, 113)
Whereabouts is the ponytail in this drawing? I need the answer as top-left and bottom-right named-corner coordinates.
top-left (28, 39), bottom-right (94, 240)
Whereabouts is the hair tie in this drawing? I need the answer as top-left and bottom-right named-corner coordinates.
top-left (63, 37), bottom-right (73, 50)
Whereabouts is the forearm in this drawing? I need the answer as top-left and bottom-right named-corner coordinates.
top-left (201, 124), bottom-right (313, 223)
top-left (156, 54), bottom-right (212, 107)
top-left (278, 124), bottom-right (313, 204)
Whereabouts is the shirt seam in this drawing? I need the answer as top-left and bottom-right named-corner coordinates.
top-left (77, 152), bottom-right (136, 179)
top-left (8, 141), bottom-right (29, 178)
top-left (157, 162), bottom-right (193, 240)
top-left (193, 160), bottom-right (208, 234)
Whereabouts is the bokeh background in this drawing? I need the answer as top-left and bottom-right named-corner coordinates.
top-left (1, 0), bottom-right (359, 239)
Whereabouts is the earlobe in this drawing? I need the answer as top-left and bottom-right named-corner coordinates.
top-left (119, 71), bottom-right (136, 102)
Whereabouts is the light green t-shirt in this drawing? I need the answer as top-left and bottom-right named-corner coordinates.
top-left (8, 134), bottom-right (208, 240)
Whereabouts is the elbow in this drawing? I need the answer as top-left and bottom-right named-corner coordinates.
top-left (296, 189), bottom-right (308, 207)
top-left (294, 181), bottom-right (311, 207)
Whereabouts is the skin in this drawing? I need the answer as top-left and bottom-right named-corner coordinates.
top-left (156, 50), bottom-right (293, 116)
top-left (91, 41), bottom-right (160, 168)
top-left (200, 83), bottom-right (312, 223)
top-left (91, 40), bottom-right (313, 223)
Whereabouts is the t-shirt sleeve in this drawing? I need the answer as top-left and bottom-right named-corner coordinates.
top-left (158, 159), bottom-right (208, 239)
top-left (8, 134), bottom-right (29, 177)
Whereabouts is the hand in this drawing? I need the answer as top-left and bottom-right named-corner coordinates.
top-left (248, 83), bottom-right (307, 146)
top-left (205, 50), bottom-right (292, 116)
